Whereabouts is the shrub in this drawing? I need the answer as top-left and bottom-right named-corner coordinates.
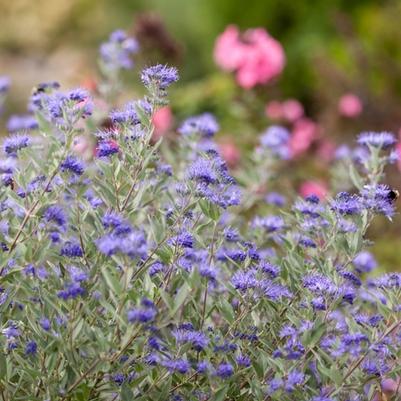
top-left (0, 29), bottom-right (400, 401)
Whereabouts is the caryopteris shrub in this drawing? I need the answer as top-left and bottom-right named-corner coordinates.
top-left (0, 29), bottom-right (400, 401)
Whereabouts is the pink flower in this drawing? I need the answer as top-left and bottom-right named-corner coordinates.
top-left (299, 180), bottom-right (328, 200)
top-left (214, 25), bottom-right (285, 89)
top-left (282, 99), bottom-right (304, 122)
top-left (316, 139), bottom-right (336, 163)
top-left (338, 93), bottom-right (363, 118)
top-left (213, 25), bottom-right (247, 72)
top-left (72, 135), bottom-right (94, 160)
top-left (289, 118), bottom-right (318, 157)
top-left (218, 140), bottom-right (240, 168)
top-left (152, 106), bottom-right (173, 140)
top-left (265, 101), bottom-right (283, 120)
top-left (265, 99), bottom-right (304, 122)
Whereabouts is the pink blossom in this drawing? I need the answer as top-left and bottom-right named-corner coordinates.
top-left (213, 25), bottom-right (247, 72)
top-left (338, 93), bottom-right (363, 118)
top-left (214, 25), bottom-right (285, 89)
top-left (282, 99), bottom-right (304, 122)
top-left (265, 101), bottom-right (283, 120)
top-left (218, 140), bottom-right (240, 168)
top-left (72, 135), bottom-right (95, 160)
top-left (152, 106), bottom-right (173, 140)
top-left (316, 139), bottom-right (336, 163)
top-left (289, 118), bottom-right (318, 157)
top-left (299, 180), bottom-right (328, 200)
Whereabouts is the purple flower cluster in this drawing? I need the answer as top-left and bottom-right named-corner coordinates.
top-left (7, 114), bottom-right (38, 132)
top-left (30, 86), bottom-right (93, 128)
top-left (100, 30), bottom-right (139, 71)
top-left (186, 154), bottom-right (240, 208)
top-left (260, 125), bottom-right (290, 159)
top-left (0, 30), bottom-right (400, 401)
top-left (357, 131), bottom-right (396, 149)
top-left (96, 212), bottom-right (147, 259)
top-left (178, 113), bottom-right (219, 138)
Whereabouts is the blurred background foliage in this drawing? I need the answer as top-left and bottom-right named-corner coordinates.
top-left (1, 0), bottom-right (401, 268)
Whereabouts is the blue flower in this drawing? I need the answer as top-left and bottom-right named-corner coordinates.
top-left (303, 274), bottom-right (337, 295)
top-left (215, 362), bottom-right (234, 378)
top-left (260, 125), bottom-right (290, 159)
top-left (173, 328), bottom-right (209, 351)
top-left (0, 76), bottom-right (11, 93)
top-left (357, 131), bottom-right (396, 149)
top-left (265, 192), bottom-right (286, 206)
top-left (96, 226), bottom-right (147, 260)
top-left (68, 266), bottom-right (88, 282)
top-left (96, 140), bottom-right (119, 158)
top-left (162, 359), bottom-right (190, 374)
top-left (60, 156), bottom-right (85, 176)
top-left (330, 192), bottom-right (363, 215)
top-left (360, 184), bottom-right (395, 218)
top-left (141, 64), bottom-right (179, 90)
top-left (7, 114), bottom-right (38, 132)
top-left (44, 205), bottom-right (67, 227)
top-left (169, 231), bottom-right (194, 248)
top-left (100, 30), bottom-right (138, 71)
top-left (353, 251), bottom-right (377, 273)
top-left (39, 317), bottom-right (51, 331)
top-left (3, 134), bottom-right (30, 156)
top-left (267, 377), bottom-right (283, 394)
top-left (251, 215), bottom-right (285, 232)
top-left (149, 261), bottom-right (165, 276)
top-left (111, 373), bottom-right (125, 386)
top-left (179, 113), bottom-right (219, 138)
top-left (258, 261), bottom-right (280, 278)
top-left (25, 340), bottom-right (37, 355)
top-left (58, 282), bottom-right (85, 300)
top-left (198, 263), bottom-right (218, 281)
top-left (231, 270), bottom-right (258, 291)
top-left (285, 369), bottom-right (305, 392)
top-left (60, 241), bottom-right (83, 258)
top-left (235, 354), bottom-right (251, 367)
top-left (109, 102), bottom-right (141, 126)
top-left (196, 361), bottom-right (209, 374)
top-left (127, 304), bottom-right (156, 323)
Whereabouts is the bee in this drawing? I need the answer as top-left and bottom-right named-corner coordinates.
top-left (31, 81), bottom-right (60, 96)
top-left (387, 189), bottom-right (399, 202)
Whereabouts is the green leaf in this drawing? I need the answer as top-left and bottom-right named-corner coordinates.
top-left (120, 383), bottom-right (134, 401)
top-left (211, 385), bottom-right (229, 401)
top-left (0, 356), bottom-right (6, 380)
top-left (101, 266), bottom-right (122, 296)
top-left (172, 282), bottom-right (190, 316)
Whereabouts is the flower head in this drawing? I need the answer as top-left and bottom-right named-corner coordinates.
top-left (179, 113), bottom-right (219, 138)
top-left (357, 132), bottom-right (396, 149)
top-left (100, 29), bottom-right (139, 71)
top-left (3, 134), bottom-right (30, 156)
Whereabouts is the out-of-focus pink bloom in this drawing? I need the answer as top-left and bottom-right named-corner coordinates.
top-left (72, 135), bottom-right (95, 160)
top-left (299, 180), bottom-right (328, 200)
top-left (338, 93), bottom-right (363, 118)
top-left (214, 25), bottom-right (285, 89)
top-left (265, 101), bottom-right (283, 120)
top-left (381, 378), bottom-right (401, 395)
top-left (81, 77), bottom-right (98, 92)
top-left (152, 106), bottom-right (173, 140)
top-left (282, 99), bottom-right (304, 122)
top-left (316, 139), bottom-right (337, 163)
top-left (289, 118), bottom-right (318, 157)
top-left (218, 140), bottom-right (240, 168)
top-left (213, 25), bottom-right (247, 72)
